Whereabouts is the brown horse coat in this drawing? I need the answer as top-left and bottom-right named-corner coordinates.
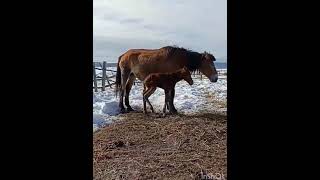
top-left (115, 46), bottom-right (218, 113)
top-left (142, 67), bottom-right (193, 114)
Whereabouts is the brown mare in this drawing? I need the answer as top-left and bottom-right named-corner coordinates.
top-left (142, 67), bottom-right (193, 114)
top-left (115, 46), bottom-right (218, 113)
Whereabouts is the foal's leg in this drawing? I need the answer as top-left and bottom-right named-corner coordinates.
top-left (124, 74), bottom-right (135, 111)
top-left (143, 86), bottom-right (147, 114)
top-left (143, 87), bottom-right (156, 113)
top-left (168, 88), bottom-right (178, 114)
top-left (142, 86), bottom-right (151, 114)
top-left (163, 90), bottom-right (169, 113)
top-left (166, 91), bottom-right (170, 111)
top-left (119, 69), bottom-right (130, 113)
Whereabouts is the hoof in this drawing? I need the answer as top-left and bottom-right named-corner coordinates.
top-left (169, 110), bottom-right (178, 115)
top-left (143, 110), bottom-right (148, 115)
top-left (119, 108), bottom-right (126, 113)
top-left (126, 107), bottom-right (134, 112)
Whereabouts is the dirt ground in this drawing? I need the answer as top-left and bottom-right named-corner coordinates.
top-left (93, 112), bottom-right (227, 180)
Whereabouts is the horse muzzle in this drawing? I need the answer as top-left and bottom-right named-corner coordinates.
top-left (210, 74), bottom-right (218, 82)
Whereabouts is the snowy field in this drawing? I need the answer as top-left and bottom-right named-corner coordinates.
top-left (93, 68), bottom-right (227, 132)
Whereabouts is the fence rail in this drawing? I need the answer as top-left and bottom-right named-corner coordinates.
top-left (93, 61), bottom-right (226, 92)
top-left (93, 61), bottom-right (116, 92)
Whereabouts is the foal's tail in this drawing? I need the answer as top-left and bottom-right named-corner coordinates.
top-left (115, 55), bottom-right (123, 97)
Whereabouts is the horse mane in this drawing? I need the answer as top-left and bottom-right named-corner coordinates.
top-left (161, 46), bottom-right (202, 72)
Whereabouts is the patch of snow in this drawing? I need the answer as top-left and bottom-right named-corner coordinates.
top-left (93, 74), bottom-right (227, 131)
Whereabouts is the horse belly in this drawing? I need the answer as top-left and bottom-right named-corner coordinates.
top-left (131, 55), bottom-right (183, 80)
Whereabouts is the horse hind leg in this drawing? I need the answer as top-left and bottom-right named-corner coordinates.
top-left (144, 87), bottom-right (156, 113)
top-left (162, 100), bottom-right (167, 113)
top-left (119, 69), bottom-right (130, 113)
top-left (124, 73), bottom-right (135, 111)
top-left (142, 88), bottom-right (147, 114)
top-left (119, 89), bottom-right (125, 113)
top-left (142, 87), bottom-right (150, 114)
top-left (168, 89), bottom-right (178, 114)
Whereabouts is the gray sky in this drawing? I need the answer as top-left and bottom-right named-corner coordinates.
top-left (93, 0), bottom-right (227, 62)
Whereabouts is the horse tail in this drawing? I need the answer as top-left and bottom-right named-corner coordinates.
top-left (115, 54), bottom-right (123, 97)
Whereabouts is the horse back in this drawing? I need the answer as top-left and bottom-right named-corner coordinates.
top-left (119, 48), bottom-right (185, 80)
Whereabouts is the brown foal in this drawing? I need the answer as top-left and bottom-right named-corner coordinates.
top-left (142, 67), bottom-right (193, 114)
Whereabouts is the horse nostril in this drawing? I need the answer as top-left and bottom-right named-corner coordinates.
top-left (211, 76), bottom-right (218, 82)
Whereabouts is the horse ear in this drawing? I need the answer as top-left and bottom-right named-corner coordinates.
top-left (201, 53), bottom-right (206, 60)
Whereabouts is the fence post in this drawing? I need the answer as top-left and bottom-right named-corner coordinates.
top-left (104, 61), bottom-right (112, 88)
top-left (93, 63), bottom-right (98, 92)
top-left (102, 61), bottom-right (106, 91)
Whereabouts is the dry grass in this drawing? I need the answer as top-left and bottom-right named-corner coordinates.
top-left (93, 112), bottom-right (227, 180)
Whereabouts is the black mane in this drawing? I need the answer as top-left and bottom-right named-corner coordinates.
top-left (161, 46), bottom-right (202, 72)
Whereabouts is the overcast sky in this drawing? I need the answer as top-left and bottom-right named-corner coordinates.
top-left (93, 0), bottom-right (227, 62)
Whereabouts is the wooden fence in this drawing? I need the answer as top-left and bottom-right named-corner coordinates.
top-left (93, 61), bottom-right (117, 92)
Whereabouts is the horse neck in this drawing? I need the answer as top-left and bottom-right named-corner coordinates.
top-left (171, 71), bottom-right (184, 82)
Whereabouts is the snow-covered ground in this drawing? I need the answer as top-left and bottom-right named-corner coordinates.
top-left (93, 69), bottom-right (227, 132)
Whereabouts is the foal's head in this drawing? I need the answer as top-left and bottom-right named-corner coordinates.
top-left (179, 67), bottom-right (193, 85)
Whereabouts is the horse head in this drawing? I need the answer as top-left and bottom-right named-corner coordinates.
top-left (199, 52), bottom-right (218, 82)
top-left (181, 67), bottom-right (193, 85)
